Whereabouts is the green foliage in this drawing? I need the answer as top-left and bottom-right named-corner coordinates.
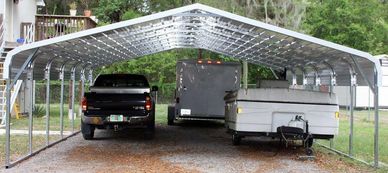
top-left (93, 0), bottom-right (144, 23)
top-left (147, 0), bottom-right (182, 12)
top-left (68, 2), bottom-right (77, 10)
top-left (33, 105), bottom-right (45, 117)
top-left (122, 9), bottom-right (142, 20)
top-left (303, 0), bottom-right (388, 54)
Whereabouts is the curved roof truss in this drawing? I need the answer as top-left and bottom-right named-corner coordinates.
top-left (4, 3), bottom-right (382, 87)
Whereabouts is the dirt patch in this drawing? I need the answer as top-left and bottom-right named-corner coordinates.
top-left (314, 149), bottom-right (374, 173)
top-left (67, 144), bottom-right (198, 173)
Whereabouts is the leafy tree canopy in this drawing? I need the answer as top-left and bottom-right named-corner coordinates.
top-left (303, 0), bottom-right (387, 54)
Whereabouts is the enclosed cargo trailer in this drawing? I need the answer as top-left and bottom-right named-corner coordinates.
top-left (168, 60), bottom-right (241, 125)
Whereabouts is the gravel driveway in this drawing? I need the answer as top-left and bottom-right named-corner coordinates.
top-left (1, 121), bottom-right (343, 173)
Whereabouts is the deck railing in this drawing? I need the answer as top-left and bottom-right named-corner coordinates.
top-left (21, 22), bottom-right (35, 44)
top-left (35, 15), bottom-right (97, 41)
top-left (0, 13), bottom-right (5, 53)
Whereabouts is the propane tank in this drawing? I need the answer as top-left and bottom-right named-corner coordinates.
top-left (288, 115), bottom-right (306, 132)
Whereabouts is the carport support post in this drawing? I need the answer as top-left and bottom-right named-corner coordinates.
top-left (373, 69), bottom-right (379, 168)
top-left (292, 71), bottom-right (297, 86)
top-left (349, 73), bottom-right (356, 156)
top-left (88, 69), bottom-right (93, 86)
top-left (70, 67), bottom-right (76, 133)
top-left (27, 65), bottom-right (34, 154)
top-left (329, 73), bottom-right (336, 148)
top-left (302, 71), bottom-right (307, 85)
top-left (59, 64), bottom-right (65, 139)
top-left (5, 66), bottom-right (12, 168)
top-left (79, 69), bottom-right (85, 116)
top-left (45, 61), bottom-right (52, 146)
top-left (243, 61), bottom-right (248, 89)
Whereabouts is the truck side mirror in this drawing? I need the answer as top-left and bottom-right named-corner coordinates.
top-left (152, 86), bottom-right (158, 92)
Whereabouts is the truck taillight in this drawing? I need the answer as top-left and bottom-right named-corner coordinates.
top-left (81, 97), bottom-right (87, 111)
top-left (145, 96), bottom-right (152, 111)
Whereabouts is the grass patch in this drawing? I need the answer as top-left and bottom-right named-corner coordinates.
top-left (313, 146), bottom-right (388, 172)
top-left (10, 104), bottom-right (81, 131)
top-left (155, 104), bottom-right (168, 125)
top-left (0, 134), bottom-right (63, 164)
top-left (317, 109), bottom-right (388, 165)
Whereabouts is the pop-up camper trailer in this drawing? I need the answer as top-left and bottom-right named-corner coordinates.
top-left (224, 80), bottom-right (339, 154)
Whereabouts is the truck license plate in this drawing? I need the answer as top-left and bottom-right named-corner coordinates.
top-left (181, 109), bottom-right (191, 115)
top-left (109, 115), bottom-right (124, 122)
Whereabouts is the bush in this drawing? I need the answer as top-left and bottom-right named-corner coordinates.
top-left (33, 105), bottom-right (45, 117)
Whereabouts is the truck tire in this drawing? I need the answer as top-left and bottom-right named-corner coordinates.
top-left (167, 105), bottom-right (175, 126)
top-left (147, 117), bottom-right (155, 131)
top-left (148, 108), bottom-right (156, 130)
top-left (144, 126), bottom-right (155, 139)
top-left (81, 121), bottom-right (95, 140)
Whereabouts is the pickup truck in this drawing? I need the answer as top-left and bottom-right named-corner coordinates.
top-left (81, 74), bottom-right (158, 140)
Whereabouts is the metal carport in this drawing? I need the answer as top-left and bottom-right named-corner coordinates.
top-left (3, 3), bottom-right (382, 168)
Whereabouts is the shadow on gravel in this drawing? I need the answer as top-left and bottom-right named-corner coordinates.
top-left (89, 120), bottom-right (307, 158)
top-left (173, 120), bottom-right (225, 128)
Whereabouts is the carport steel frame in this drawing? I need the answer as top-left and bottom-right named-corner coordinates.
top-left (2, 3), bottom-right (382, 169)
top-left (4, 49), bottom-right (93, 168)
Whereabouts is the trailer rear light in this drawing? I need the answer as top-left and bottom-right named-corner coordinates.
top-left (81, 97), bottom-right (87, 111)
top-left (335, 111), bottom-right (340, 119)
top-left (145, 96), bottom-right (152, 111)
top-left (237, 107), bottom-right (242, 114)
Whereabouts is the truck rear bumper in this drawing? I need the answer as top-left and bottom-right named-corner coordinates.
top-left (82, 113), bottom-right (153, 126)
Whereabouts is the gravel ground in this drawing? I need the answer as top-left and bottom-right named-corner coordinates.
top-left (0, 121), bottom-right (352, 173)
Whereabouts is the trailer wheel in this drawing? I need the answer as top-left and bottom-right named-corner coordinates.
top-left (306, 148), bottom-right (314, 156)
top-left (167, 105), bottom-right (175, 126)
top-left (81, 121), bottom-right (95, 140)
top-left (232, 134), bottom-right (241, 146)
top-left (307, 138), bottom-right (314, 148)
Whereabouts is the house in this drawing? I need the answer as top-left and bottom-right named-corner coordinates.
top-left (0, 0), bottom-right (97, 125)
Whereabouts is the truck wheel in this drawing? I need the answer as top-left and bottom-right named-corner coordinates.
top-left (232, 134), bottom-right (241, 146)
top-left (81, 121), bottom-right (95, 140)
top-left (144, 118), bottom-right (155, 140)
top-left (144, 126), bottom-right (155, 139)
top-left (167, 105), bottom-right (175, 126)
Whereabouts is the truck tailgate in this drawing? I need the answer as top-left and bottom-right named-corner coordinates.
top-left (84, 93), bottom-right (148, 116)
